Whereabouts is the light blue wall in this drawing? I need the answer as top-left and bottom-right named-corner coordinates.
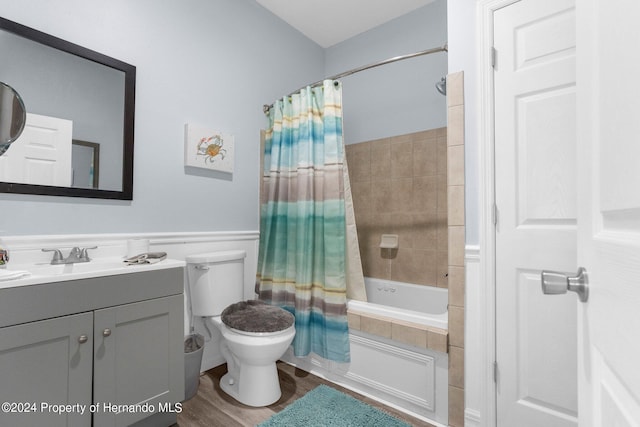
top-left (0, 0), bottom-right (454, 238)
top-left (325, 0), bottom-right (448, 145)
top-left (0, 0), bottom-right (324, 235)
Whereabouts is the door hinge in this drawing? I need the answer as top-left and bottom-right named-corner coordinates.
top-left (491, 46), bottom-right (497, 68)
top-left (493, 203), bottom-right (499, 228)
top-left (493, 361), bottom-right (498, 383)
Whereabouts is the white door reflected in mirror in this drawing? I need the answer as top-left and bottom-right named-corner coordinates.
top-left (0, 113), bottom-right (72, 187)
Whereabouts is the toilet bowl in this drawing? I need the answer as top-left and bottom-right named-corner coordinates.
top-left (211, 317), bottom-right (295, 406)
top-left (186, 251), bottom-right (296, 407)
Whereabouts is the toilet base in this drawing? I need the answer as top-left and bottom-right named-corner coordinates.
top-left (219, 363), bottom-right (282, 407)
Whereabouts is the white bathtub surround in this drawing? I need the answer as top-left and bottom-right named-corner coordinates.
top-left (282, 333), bottom-right (448, 426)
top-left (282, 278), bottom-right (449, 425)
top-left (360, 277), bottom-right (448, 318)
top-left (348, 277), bottom-right (448, 352)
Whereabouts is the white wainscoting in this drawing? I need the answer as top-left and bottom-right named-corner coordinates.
top-left (2, 231), bottom-right (260, 372)
top-left (465, 245), bottom-right (484, 427)
top-left (347, 333), bottom-right (437, 412)
top-left (281, 330), bottom-right (448, 426)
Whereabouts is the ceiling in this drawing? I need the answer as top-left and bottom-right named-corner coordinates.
top-left (255, 0), bottom-right (435, 48)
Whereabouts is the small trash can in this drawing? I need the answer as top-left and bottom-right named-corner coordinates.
top-left (184, 333), bottom-right (204, 401)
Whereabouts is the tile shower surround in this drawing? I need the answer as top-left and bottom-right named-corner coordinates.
top-left (344, 130), bottom-right (449, 354)
top-left (345, 127), bottom-right (448, 288)
top-left (446, 71), bottom-right (465, 427)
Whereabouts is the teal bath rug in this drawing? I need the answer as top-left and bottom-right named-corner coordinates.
top-left (257, 384), bottom-right (412, 427)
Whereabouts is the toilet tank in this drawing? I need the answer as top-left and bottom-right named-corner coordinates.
top-left (186, 250), bottom-right (246, 317)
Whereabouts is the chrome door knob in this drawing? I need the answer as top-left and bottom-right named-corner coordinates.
top-left (541, 267), bottom-right (589, 303)
top-left (102, 328), bottom-right (112, 337)
top-left (78, 335), bottom-right (88, 344)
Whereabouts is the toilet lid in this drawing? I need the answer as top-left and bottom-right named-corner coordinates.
top-left (221, 300), bottom-right (294, 333)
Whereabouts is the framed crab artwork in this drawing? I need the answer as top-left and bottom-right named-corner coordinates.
top-left (184, 123), bottom-right (234, 173)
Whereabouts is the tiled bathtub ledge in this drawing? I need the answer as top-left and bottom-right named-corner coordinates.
top-left (347, 309), bottom-right (448, 353)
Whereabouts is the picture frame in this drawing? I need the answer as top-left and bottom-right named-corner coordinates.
top-left (184, 123), bottom-right (234, 173)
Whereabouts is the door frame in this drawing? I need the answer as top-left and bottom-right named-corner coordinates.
top-left (475, 1), bottom-right (521, 426)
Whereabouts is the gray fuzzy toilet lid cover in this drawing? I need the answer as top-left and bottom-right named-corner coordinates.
top-left (221, 300), bottom-right (294, 333)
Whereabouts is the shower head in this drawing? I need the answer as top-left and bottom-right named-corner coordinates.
top-left (435, 77), bottom-right (447, 96)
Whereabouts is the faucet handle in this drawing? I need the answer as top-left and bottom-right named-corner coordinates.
top-left (42, 248), bottom-right (64, 263)
top-left (80, 246), bottom-right (97, 261)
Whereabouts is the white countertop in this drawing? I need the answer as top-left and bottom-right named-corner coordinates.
top-left (0, 257), bottom-right (185, 290)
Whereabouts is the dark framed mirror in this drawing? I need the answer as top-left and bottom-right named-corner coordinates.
top-left (0, 16), bottom-right (135, 200)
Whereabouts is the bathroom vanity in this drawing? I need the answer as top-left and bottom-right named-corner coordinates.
top-left (0, 259), bottom-right (185, 427)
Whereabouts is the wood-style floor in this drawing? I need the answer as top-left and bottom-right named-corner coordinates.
top-left (175, 362), bottom-right (437, 427)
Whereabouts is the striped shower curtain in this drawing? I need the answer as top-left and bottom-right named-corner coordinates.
top-left (256, 80), bottom-right (353, 363)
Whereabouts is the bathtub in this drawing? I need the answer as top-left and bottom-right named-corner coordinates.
top-left (281, 278), bottom-right (449, 426)
top-left (348, 277), bottom-right (448, 330)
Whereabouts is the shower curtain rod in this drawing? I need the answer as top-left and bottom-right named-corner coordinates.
top-left (263, 42), bottom-right (448, 114)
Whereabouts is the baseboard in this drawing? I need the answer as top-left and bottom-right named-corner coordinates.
top-left (465, 408), bottom-right (482, 427)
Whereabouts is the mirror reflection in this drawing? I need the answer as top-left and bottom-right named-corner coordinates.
top-left (72, 139), bottom-right (100, 189)
top-left (0, 17), bottom-right (135, 199)
top-left (0, 81), bottom-right (26, 154)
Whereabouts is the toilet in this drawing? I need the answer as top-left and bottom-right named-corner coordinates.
top-left (186, 250), bottom-right (295, 407)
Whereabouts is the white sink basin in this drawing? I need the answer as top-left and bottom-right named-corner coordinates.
top-left (21, 260), bottom-right (129, 276)
top-left (2, 257), bottom-right (185, 289)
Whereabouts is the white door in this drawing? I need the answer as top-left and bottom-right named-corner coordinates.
top-left (576, 0), bottom-right (640, 425)
top-left (494, 1), bottom-right (578, 426)
top-left (0, 113), bottom-right (72, 186)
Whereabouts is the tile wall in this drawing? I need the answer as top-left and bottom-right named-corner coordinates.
top-left (347, 309), bottom-right (448, 353)
top-left (345, 128), bottom-right (448, 287)
top-left (446, 71), bottom-right (466, 427)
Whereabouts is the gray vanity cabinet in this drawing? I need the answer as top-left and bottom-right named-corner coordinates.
top-left (93, 295), bottom-right (184, 427)
top-left (0, 312), bottom-right (94, 427)
top-left (0, 266), bottom-right (185, 427)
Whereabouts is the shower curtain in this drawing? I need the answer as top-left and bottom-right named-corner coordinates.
top-left (256, 80), bottom-right (364, 363)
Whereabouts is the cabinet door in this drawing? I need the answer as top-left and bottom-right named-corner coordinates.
top-left (0, 312), bottom-right (93, 427)
top-left (93, 295), bottom-right (184, 427)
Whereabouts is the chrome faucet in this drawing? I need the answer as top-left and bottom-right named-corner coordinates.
top-left (42, 246), bottom-right (97, 265)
